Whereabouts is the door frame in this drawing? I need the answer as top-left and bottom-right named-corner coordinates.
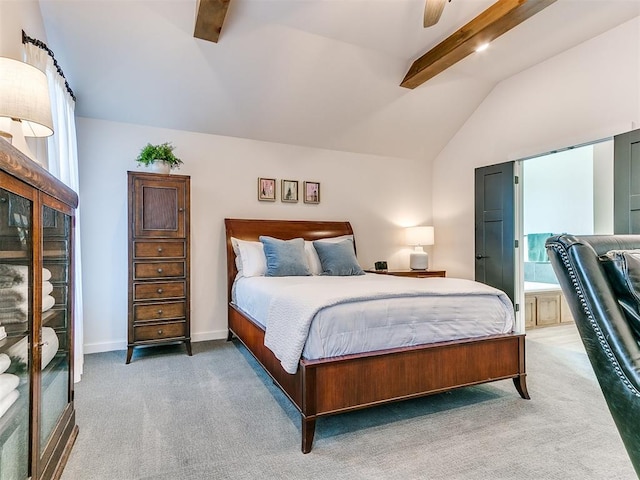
top-left (514, 160), bottom-right (524, 334)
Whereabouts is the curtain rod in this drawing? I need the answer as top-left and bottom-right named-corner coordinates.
top-left (22, 30), bottom-right (76, 102)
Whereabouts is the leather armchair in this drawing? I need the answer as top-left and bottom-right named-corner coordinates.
top-left (546, 234), bottom-right (640, 477)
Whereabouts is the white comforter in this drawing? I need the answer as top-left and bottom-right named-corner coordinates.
top-left (234, 274), bottom-right (514, 374)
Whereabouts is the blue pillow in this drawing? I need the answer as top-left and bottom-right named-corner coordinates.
top-left (312, 239), bottom-right (364, 276)
top-left (259, 236), bottom-right (311, 277)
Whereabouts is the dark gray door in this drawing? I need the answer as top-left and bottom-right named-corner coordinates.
top-left (614, 129), bottom-right (640, 233)
top-left (475, 162), bottom-right (515, 302)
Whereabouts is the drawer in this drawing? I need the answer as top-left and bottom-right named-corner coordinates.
top-left (134, 261), bottom-right (185, 280)
top-left (134, 241), bottom-right (185, 259)
top-left (134, 281), bottom-right (185, 301)
top-left (134, 321), bottom-right (186, 342)
top-left (535, 292), bottom-right (562, 326)
top-left (134, 301), bottom-right (186, 322)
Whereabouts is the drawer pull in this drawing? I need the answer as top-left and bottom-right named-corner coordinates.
top-left (157, 268), bottom-right (163, 274)
top-left (157, 247), bottom-right (163, 253)
top-left (178, 208), bottom-right (184, 212)
top-left (157, 329), bottom-right (163, 335)
top-left (157, 309), bottom-right (163, 315)
top-left (157, 288), bottom-right (164, 294)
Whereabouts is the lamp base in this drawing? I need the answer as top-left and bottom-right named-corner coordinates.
top-left (0, 118), bottom-right (42, 165)
top-left (410, 251), bottom-right (428, 270)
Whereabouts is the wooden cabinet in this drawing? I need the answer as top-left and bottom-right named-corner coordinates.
top-left (365, 269), bottom-right (446, 278)
top-left (127, 172), bottom-right (191, 363)
top-left (525, 287), bottom-right (574, 329)
top-left (0, 141), bottom-right (77, 479)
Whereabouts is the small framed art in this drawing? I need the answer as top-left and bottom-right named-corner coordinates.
top-left (281, 179), bottom-right (299, 203)
top-left (258, 177), bottom-right (276, 201)
top-left (304, 181), bottom-right (320, 204)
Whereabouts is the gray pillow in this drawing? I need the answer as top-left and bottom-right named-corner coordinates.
top-left (600, 249), bottom-right (640, 340)
top-left (259, 236), bottom-right (311, 277)
top-left (312, 239), bottom-right (364, 276)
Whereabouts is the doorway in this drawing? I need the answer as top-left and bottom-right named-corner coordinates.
top-left (520, 140), bottom-right (614, 330)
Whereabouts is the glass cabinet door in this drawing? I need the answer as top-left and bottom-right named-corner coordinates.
top-left (0, 187), bottom-right (32, 480)
top-left (39, 204), bottom-right (72, 462)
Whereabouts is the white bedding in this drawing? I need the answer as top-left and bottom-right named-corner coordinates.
top-left (233, 274), bottom-right (514, 374)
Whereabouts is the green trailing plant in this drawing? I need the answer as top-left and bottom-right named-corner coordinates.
top-left (135, 142), bottom-right (183, 169)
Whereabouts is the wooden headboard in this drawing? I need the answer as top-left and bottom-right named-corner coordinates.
top-left (224, 218), bottom-right (354, 302)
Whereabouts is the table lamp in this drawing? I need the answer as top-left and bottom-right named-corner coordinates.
top-left (0, 57), bottom-right (53, 163)
top-left (406, 226), bottom-right (434, 270)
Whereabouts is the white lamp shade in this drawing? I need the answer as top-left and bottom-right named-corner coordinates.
top-left (0, 57), bottom-right (53, 138)
top-left (406, 226), bottom-right (434, 246)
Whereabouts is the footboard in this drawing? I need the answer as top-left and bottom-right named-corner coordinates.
top-left (301, 333), bottom-right (526, 414)
top-left (229, 304), bottom-right (528, 453)
top-left (299, 334), bottom-right (527, 452)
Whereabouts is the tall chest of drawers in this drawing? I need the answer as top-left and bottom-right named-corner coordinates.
top-left (126, 171), bottom-right (192, 363)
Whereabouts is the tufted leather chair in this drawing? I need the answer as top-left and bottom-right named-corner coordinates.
top-left (546, 234), bottom-right (640, 477)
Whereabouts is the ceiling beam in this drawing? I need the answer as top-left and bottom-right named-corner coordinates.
top-left (194, 0), bottom-right (231, 43)
top-left (401, 0), bottom-right (557, 89)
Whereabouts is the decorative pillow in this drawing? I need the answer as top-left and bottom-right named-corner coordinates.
top-left (600, 249), bottom-right (640, 339)
top-left (304, 235), bottom-right (354, 275)
top-left (230, 237), bottom-right (267, 277)
top-left (259, 236), bottom-right (311, 277)
top-left (312, 239), bottom-right (364, 276)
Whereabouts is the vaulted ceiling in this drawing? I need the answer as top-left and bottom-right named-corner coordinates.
top-left (39, 0), bottom-right (640, 160)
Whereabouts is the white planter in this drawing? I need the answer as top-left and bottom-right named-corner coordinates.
top-left (147, 161), bottom-right (171, 174)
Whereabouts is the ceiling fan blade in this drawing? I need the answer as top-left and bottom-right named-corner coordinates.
top-left (424, 0), bottom-right (446, 28)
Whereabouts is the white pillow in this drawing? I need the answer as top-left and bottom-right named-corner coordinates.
top-left (231, 237), bottom-right (267, 277)
top-left (305, 235), bottom-right (354, 275)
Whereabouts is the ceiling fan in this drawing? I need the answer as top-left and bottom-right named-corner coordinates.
top-left (423, 0), bottom-right (451, 28)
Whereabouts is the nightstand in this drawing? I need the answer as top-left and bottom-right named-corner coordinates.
top-left (365, 269), bottom-right (446, 278)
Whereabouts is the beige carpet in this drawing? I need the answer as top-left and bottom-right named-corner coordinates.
top-left (61, 325), bottom-right (636, 479)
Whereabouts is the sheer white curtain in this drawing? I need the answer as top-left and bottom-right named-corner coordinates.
top-left (24, 43), bottom-right (83, 383)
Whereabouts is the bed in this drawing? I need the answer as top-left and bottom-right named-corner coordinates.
top-left (225, 218), bottom-right (529, 453)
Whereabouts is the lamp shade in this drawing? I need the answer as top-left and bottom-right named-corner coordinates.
top-left (0, 57), bottom-right (53, 138)
top-left (406, 226), bottom-right (434, 246)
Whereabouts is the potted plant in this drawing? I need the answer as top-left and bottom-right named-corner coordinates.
top-left (135, 142), bottom-right (183, 174)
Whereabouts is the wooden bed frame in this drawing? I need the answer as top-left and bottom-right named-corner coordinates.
top-left (225, 218), bottom-right (529, 453)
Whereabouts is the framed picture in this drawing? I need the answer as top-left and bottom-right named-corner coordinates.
top-left (303, 181), bottom-right (320, 204)
top-left (258, 177), bottom-right (276, 201)
top-left (281, 179), bottom-right (298, 203)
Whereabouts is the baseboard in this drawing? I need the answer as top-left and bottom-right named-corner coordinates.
top-left (191, 329), bottom-right (228, 342)
top-left (83, 329), bottom-right (228, 354)
top-left (84, 340), bottom-right (127, 354)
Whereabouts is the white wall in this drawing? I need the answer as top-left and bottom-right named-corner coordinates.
top-left (0, 1), bottom-right (47, 60)
top-left (593, 140), bottom-right (615, 234)
top-left (77, 118), bottom-right (432, 352)
top-left (432, 16), bottom-right (640, 279)
top-left (523, 147), bottom-right (594, 236)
